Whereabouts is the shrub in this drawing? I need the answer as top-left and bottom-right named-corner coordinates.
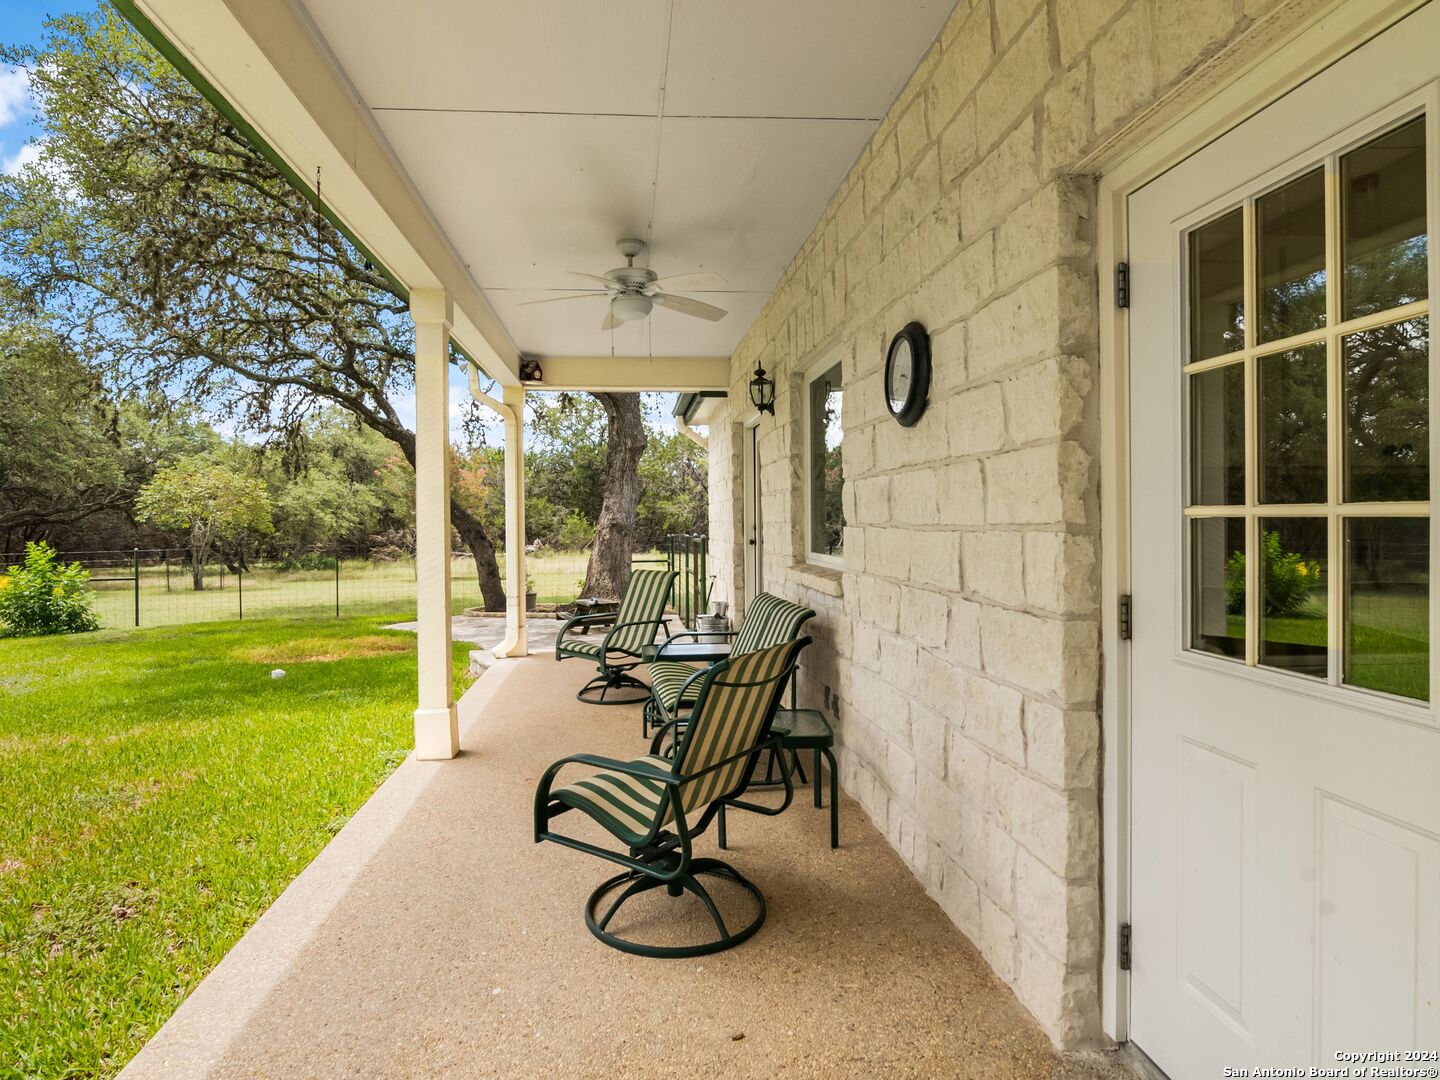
top-left (0, 542), bottom-right (102, 636)
top-left (556, 511), bottom-right (595, 551)
top-left (1225, 531), bottom-right (1322, 617)
top-left (276, 551), bottom-right (339, 572)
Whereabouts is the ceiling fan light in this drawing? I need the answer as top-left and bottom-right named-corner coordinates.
top-left (611, 293), bottom-right (653, 322)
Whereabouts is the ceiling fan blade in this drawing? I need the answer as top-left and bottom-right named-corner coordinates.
top-left (567, 271), bottom-right (618, 288)
top-left (517, 292), bottom-right (604, 306)
top-left (601, 309), bottom-right (620, 331)
top-left (651, 270), bottom-right (728, 292)
top-left (652, 292), bottom-right (728, 321)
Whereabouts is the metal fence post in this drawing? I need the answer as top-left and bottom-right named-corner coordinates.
top-left (133, 548), bottom-right (140, 627)
top-left (685, 535), bottom-right (695, 628)
top-left (691, 538), bottom-right (702, 622)
top-left (237, 564), bottom-right (243, 620)
top-left (335, 550), bottom-right (341, 618)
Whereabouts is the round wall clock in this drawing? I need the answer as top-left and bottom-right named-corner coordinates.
top-left (884, 321), bottom-right (931, 427)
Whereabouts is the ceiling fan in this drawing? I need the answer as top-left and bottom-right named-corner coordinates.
top-left (520, 238), bottom-right (728, 330)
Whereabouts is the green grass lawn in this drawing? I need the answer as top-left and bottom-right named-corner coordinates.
top-left (1215, 588), bottom-right (1429, 700)
top-left (0, 617), bottom-right (474, 1079)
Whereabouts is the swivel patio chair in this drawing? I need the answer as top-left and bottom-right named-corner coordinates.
top-left (555, 568), bottom-right (677, 705)
top-left (534, 637), bottom-right (811, 957)
top-left (643, 592), bottom-right (815, 736)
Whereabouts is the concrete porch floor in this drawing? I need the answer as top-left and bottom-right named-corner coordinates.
top-left (121, 656), bottom-right (1126, 1079)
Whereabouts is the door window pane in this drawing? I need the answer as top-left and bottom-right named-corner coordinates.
top-left (1258, 517), bottom-right (1328, 678)
top-left (1344, 518), bottom-right (1429, 701)
top-left (1257, 169), bottom-right (1327, 343)
top-left (1342, 117), bottom-right (1428, 320)
top-left (808, 363), bottom-right (844, 558)
top-left (1189, 364), bottom-right (1245, 505)
top-left (1258, 343), bottom-right (1327, 504)
top-left (1344, 315), bottom-right (1429, 501)
top-left (1188, 209), bottom-right (1245, 361)
top-left (1191, 517), bottom-right (1246, 659)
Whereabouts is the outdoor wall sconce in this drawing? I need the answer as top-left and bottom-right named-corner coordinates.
top-left (749, 364), bottom-right (775, 415)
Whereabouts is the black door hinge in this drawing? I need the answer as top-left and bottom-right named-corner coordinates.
top-left (1119, 922), bottom-right (1132, 970)
top-left (1119, 594), bottom-right (1133, 641)
top-left (1116, 261), bottom-right (1130, 309)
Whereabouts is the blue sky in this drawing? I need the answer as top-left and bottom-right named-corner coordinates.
top-left (1, 2), bottom-right (99, 172)
top-left (0, 2), bottom-right (679, 443)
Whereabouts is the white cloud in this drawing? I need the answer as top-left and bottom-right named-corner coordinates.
top-left (0, 68), bottom-right (32, 129)
top-left (2, 141), bottom-right (42, 176)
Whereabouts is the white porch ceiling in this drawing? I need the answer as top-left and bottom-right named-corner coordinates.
top-left (297, 0), bottom-right (957, 360)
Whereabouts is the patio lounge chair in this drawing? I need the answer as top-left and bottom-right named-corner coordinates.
top-left (643, 592), bottom-right (815, 735)
top-left (555, 568), bottom-right (677, 705)
top-left (534, 637), bottom-right (811, 957)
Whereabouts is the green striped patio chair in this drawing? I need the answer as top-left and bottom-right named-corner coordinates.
top-left (555, 568), bottom-right (677, 705)
top-left (534, 636), bottom-right (812, 957)
top-left (643, 592), bottom-right (815, 736)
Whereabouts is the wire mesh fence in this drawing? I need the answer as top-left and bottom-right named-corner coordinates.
top-left (3, 537), bottom-right (709, 630)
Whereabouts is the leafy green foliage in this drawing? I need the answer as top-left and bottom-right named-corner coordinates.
top-left (523, 393), bottom-right (707, 546)
top-left (136, 457), bottom-right (273, 588)
top-left (0, 15), bottom-right (704, 596)
top-left (0, 542), bottom-right (101, 637)
top-left (0, 11), bottom-right (507, 608)
top-left (1225, 530), bottom-right (1322, 616)
top-left (557, 510), bottom-right (597, 550)
top-left (637, 426), bottom-right (708, 539)
top-left (258, 412), bottom-right (405, 559)
top-left (0, 326), bottom-right (220, 552)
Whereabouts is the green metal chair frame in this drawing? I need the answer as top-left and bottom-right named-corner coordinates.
top-left (555, 568), bottom-right (678, 705)
top-left (534, 637), bottom-right (812, 957)
top-left (642, 592), bottom-right (816, 735)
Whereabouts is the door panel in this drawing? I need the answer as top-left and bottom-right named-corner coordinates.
top-left (1317, 795), bottom-right (1440, 1054)
top-left (1176, 739), bottom-right (1255, 1035)
top-left (1126, 5), bottom-right (1440, 1073)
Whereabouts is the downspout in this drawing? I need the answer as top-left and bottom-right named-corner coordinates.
top-left (466, 361), bottom-right (528, 658)
top-left (675, 414), bottom-right (708, 449)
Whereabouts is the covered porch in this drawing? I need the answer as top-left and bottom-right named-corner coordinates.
top-left (102, 0), bottom-right (1440, 1071)
top-left (117, 657), bottom-right (1118, 1080)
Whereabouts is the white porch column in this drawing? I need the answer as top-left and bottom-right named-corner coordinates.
top-left (493, 383), bottom-right (528, 658)
top-left (410, 289), bottom-right (458, 759)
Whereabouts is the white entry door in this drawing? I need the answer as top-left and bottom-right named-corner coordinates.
top-left (743, 421), bottom-right (763, 602)
top-left (1128, 5), bottom-right (1440, 1073)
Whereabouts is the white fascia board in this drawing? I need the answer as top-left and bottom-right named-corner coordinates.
top-left (530, 357), bottom-right (731, 392)
top-left (133, 0), bottom-right (521, 385)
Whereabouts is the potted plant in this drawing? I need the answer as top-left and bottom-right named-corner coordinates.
top-left (525, 573), bottom-right (537, 612)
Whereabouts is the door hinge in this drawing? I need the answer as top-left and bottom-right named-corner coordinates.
top-left (1119, 594), bottom-right (1133, 641)
top-left (1119, 922), bottom-right (1132, 970)
top-left (1115, 261), bottom-right (1130, 309)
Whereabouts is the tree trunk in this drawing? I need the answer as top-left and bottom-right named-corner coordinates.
top-left (453, 502), bottom-right (506, 612)
top-left (189, 549), bottom-right (204, 591)
top-left (386, 426), bottom-right (506, 614)
top-left (581, 393), bottom-right (647, 600)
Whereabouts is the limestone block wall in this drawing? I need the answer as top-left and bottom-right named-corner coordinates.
top-left (705, 0), bottom-right (1315, 1047)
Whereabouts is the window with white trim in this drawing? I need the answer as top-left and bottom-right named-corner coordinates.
top-left (806, 361), bottom-right (844, 566)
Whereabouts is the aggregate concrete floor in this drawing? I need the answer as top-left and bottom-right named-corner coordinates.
top-left (383, 613), bottom-right (567, 651)
top-left (121, 656), bottom-right (1130, 1080)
